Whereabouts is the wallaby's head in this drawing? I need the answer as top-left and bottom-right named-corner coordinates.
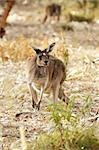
top-left (33, 43), bottom-right (55, 66)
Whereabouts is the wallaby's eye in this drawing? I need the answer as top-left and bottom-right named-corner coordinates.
top-left (39, 55), bottom-right (42, 60)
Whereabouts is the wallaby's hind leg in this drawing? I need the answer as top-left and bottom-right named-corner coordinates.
top-left (43, 15), bottom-right (47, 23)
top-left (57, 14), bottom-right (60, 21)
top-left (52, 83), bottom-right (60, 103)
top-left (59, 88), bottom-right (68, 104)
top-left (28, 83), bottom-right (37, 108)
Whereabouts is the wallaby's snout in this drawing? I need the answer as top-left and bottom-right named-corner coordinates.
top-left (44, 60), bottom-right (48, 65)
top-left (36, 53), bottom-right (49, 66)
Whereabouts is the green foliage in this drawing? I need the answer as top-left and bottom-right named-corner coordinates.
top-left (81, 95), bottom-right (92, 116)
top-left (63, 48), bottom-right (69, 66)
top-left (69, 13), bottom-right (94, 22)
top-left (90, 0), bottom-right (99, 8)
top-left (33, 132), bottom-right (61, 150)
top-left (33, 96), bottom-right (99, 150)
top-left (74, 124), bottom-right (99, 150)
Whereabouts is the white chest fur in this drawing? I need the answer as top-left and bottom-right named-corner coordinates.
top-left (31, 82), bottom-right (48, 96)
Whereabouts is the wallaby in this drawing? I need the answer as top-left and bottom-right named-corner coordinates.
top-left (43, 3), bottom-right (61, 23)
top-left (27, 43), bottom-right (67, 110)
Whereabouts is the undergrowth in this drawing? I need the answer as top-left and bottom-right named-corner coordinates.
top-left (32, 96), bottom-right (99, 150)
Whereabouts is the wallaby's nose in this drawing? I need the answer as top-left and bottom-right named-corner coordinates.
top-left (44, 60), bottom-right (48, 65)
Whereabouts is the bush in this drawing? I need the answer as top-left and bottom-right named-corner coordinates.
top-left (33, 96), bottom-right (99, 150)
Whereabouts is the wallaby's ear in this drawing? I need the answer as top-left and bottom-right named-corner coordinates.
top-left (32, 47), bottom-right (41, 54)
top-left (44, 42), bottom-right (55, 53)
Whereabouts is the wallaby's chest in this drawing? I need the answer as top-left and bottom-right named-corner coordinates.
top-left (34, 66), bottom-right (47, 80)
top-left (32, 66), bottom-right (50, 92)
top-left (31, 66), bottom-right (47, 87)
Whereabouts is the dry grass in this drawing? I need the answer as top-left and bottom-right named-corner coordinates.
top-left (0, 0), bottom-right (99, 149)
top-left (0, 35), bottom-right (98, 149)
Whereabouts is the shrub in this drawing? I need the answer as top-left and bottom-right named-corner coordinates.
top-left (33, 96), bottom-right (99, 150)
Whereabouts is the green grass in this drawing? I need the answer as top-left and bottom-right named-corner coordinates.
top-left (32, 96), bottom-right (99, 150)
top-left (33, 125), bottom-right (99, 150)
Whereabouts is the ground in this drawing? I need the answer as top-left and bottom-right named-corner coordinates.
top-left (0, 1), bottom-right (99, 149)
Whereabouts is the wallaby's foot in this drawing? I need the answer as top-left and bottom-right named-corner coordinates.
top-left (63, 96), bottom-right (69, 105)
top-left (32, 100), bottom-right (36, 109)
top-left (35, 101), bottom-right (41, 111)
top-left (32, 101), bottom-right (40, 110)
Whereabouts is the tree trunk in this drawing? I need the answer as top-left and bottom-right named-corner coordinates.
top-left (0, 0), bottom-right (15, 38)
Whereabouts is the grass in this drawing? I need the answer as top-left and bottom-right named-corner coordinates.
top-left (0, 0), bottom-right (99, 149)
top-left (32, 125), bottom-right (99, 150)
top-left (32, 98), bottom-right (99, 150)
top-left (0, 35), bottom-right (98, 149)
